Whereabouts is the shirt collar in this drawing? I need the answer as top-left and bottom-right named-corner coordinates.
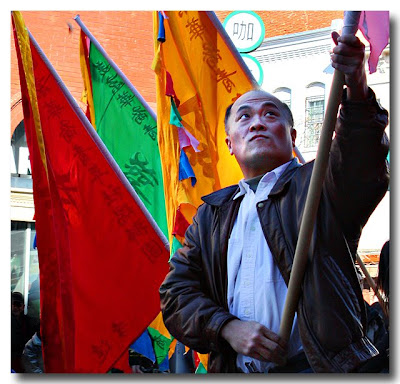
top-left (233, 160), bottom-right (292, 200)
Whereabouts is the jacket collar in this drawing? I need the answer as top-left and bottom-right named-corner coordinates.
top-left (269, 157), bottom-right (302, 196)
top-left (201, 185), bottom-right (239, 207)
top-left (201, 158), bottom-right (302, 207)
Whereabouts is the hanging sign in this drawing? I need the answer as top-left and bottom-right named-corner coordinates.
top-left (240, 53), bottom-right (264, 85)
top-left (223, 11), bottom-right (265, 53)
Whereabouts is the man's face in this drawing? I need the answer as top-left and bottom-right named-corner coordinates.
top-left (12, 300), bottom-right (24, 317)
top-left (225, 90), bottom-right (296, 178)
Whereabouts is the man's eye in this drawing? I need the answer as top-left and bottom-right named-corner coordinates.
top-left (239, 113), bottom-right (250, 120)
top-left (265, 111), bottom-right (276, 116)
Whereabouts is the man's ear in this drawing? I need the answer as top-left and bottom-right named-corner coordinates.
top-left (291, 128), bottom-right (297, 148)
top-left (225, 136), bottom-right (233, 155)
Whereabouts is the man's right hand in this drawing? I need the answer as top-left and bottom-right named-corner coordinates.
top-left (220, 319), bottom-right (288, 366)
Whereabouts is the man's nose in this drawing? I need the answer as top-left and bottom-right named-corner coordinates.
top-left (249, 115), bottom-right (267, 131)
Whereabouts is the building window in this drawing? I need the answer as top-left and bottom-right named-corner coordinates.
top-left (11, 121), bottom-right (33, 189)
top-left (11, 221), bottom-right (40, 320)
top-left (304, 83), bottom-right (325, 149)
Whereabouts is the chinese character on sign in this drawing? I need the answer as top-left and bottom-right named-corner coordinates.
top-left (223, 11), bottom-right (265, 53)
top-left (233, 21), bottom-right (254, 41)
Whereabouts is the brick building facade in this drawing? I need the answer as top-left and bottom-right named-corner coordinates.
top-left (10, 10), bottom-right (343, 135)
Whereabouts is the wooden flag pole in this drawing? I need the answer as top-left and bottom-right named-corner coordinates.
top-left (356, 254), bottom-right (389, 319)
top-left (279, 11), bottom-right (361, 343)
top-left (293, 145), bottom-right (306, 164)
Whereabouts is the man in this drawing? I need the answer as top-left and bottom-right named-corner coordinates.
top-left (11, 292), bottom-right (37, 372)
top-left (159, 34), bottom-right (389, 373)
top-left (21, 322), bottom-right (44, 373)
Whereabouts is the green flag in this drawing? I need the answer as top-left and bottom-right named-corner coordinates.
top-left (88, 41), bottom-right (168, 238)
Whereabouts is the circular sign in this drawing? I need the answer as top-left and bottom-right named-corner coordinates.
top-left (241, 54), bottom-right (264, 85)
top-left (223, 11), bottom-right (265, 53)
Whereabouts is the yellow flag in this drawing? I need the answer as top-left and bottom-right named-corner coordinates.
top-left (153, 11), bottom-right (257, 248)
top-left (79, 29), bottom-right (96, 130)
top-left (13, 11), bottom-right (48, 176)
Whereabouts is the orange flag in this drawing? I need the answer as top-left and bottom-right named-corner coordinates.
top-left (12, 11), bottom-right (169, 373)
top-left (153, 11), bottom-right (257, 254)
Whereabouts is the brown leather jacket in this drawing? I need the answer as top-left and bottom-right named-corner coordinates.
top-left (160, 89), bottom-right (389, 372)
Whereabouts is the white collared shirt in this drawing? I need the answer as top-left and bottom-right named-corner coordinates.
top-left (227, 160), bottom-right (303, 373)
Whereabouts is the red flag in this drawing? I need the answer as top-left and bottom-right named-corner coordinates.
top-left (12, 12), bottom-right (169, 373)
top-left (358, 11), bottom-right (389, 73)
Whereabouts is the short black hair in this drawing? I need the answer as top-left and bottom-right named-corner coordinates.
top-left (280, 102), bottom-right (294, 129)
top-left (223, 95), bottom-right (294, 134)
top-left (377, 240), bottom-right (389, 299)
top-left (224, 103), bottom-right (234, 134)
top-left (12, 291), bottom-right (24, 303)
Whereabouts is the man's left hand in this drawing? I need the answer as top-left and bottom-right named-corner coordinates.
top-left (331, 33), bottom-right (369, 100)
